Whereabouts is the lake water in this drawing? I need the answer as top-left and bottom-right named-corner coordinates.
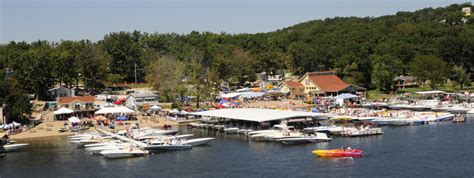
top-left (1, 121), bottom-right (474, 177)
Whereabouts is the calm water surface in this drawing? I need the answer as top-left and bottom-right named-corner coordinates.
top-left (1, 122), bottom-right (474, 177)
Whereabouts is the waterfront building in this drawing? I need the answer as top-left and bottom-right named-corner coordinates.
top-left (125, 91), bottom-right (159, 111)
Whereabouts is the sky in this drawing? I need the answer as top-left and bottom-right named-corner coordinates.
top-left (0, 0), bottom-right (469, 43)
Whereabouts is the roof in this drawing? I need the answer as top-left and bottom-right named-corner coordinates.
top-left (129, 91), bottom-right (158, 98)
top-left (57, 96), bottom-right (95, 104)
top-left (307, 73), bottom-right (348, 92)
top-left (190, 108), bottom-right (328, 122)
top-left (394, 76), bottom-right (417, 81)
top-left (284, 81), bottom-right (304, 88)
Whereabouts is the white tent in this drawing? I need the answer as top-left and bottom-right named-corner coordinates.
top-left (68, 116), bottom-right (81, 123)
top-left (95, 106), bottom-right (135, 114)
top-left (150, 105), bottom-right (161, 109)
top-left (169, 109), bottom-right (179, 114)
top-left (0, 124), bottom-right (10, 129)
top-left (54, 107), bottom-right (74, 115)
top-left (6, 121), bottom-right (21, 128)
top-left (220, 93), bottom-right (241, 98)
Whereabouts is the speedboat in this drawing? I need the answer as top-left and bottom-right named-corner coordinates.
top-left (87, 144), bottom-right (126, 154)
top-left (100, 148), bottom-right (148, 159)
top-left (303, 126), bottom-right (341, 134)
top-left (3, 143), bottom-right (29, 152)
top-left (144, 139), bottom-right (192, 151)
top-left (181, 138), bottom-right (215, 146)
top-left (247, 124), bottom-right (293, 136)
top-left (312, 148), bottom-right (363, 157)
top-left (278, 133), bottom-right (331, 144)
top-left (144, 144), bottom-right (192, 151)
top-left (224, 128), bottom-right (239, 134)
top-left (84, 140), bottom-right (123, 148)
top-left (263, 131), bottom-right (303, 142)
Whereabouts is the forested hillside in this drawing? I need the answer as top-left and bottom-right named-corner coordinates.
top-left (1, 3), bottom-right (473, 103)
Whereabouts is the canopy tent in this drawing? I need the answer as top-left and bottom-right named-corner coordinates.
top-left (1, 124), bottom-right (10, 129)
top-left (95, 106), bottom-right (135, 114)
top-left (54, 107), bottom-right (74, 115)
top-left (239, 92), bottom-right (264, 99)
top-left (335, 93), bottom-right (359, 106)
top-left (68, 116), bottom-right (81, 123)
top-left (220, 93), bottom-right (241, 98)
top-left (335, 93), bottom-right (359, 100)
top-left (236, 88), bottom-right (251, 92)
top-left (150, 105), bottom-right (161, 110)
top-left (169, 109), bottom-right (179, 114)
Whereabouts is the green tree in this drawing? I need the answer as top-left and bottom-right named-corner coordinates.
top-left (452, 66), bottom-right (471, 89)
top-left (146, 55), bottom-right (185, 102)
top-left (0, 72), bottom-right (32, 123)
top-left (409, 55), bottom-right (450, 89)
top-left (371, 55), bottom-right (403, 91)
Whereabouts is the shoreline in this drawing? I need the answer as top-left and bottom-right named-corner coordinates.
top-left (4, 116), bottom-right (179, 140)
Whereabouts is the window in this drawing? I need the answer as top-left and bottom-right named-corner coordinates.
top-left (135, 98), bottom-right (144, 102)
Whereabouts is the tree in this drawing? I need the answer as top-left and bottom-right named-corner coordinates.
top-left (77, 42), bottom-right (110, 92)
top-left (146, 55), bottom-right (185, 102)
top-left (0, 72), bottom-right (32, 123)
top-left (409, 55), bottom-right (450, 89)
top-left (100, 31), bottom-right (144, 83)
top-left (371, 55), bottom-right (402, 91)
top-left (452, 66), bottom-right (470, 89)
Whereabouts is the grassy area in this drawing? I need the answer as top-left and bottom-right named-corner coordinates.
top-left (127, 83), bottom-right (151, 88)
top-left (366, 90), bottom-right (397, 100)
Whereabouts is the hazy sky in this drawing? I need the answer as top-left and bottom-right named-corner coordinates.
top-left (0, 0), bottom-right (468, 43)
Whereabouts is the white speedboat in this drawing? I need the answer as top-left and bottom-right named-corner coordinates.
top-left (3, 143), bottom-right (29, 152)
top-left (278, 133), bottom-right (331, 144)
top-left (87, 144), bottom-right (125, 154)
top-left (182, 138), bottom-right (215, 146)
top-left (84, 140), bottom-right (123, 148)
top-left (264, 132), bottom-right (303, 142)
top-left (144, 144), bottom-right (192, 151)
top-left (224, 128), bottom-right (239, 134)
top-left (100, 148), bottom-right (148, 159)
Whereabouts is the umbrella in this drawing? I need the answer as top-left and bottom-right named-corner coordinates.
top-left (116, 116), bottom-right (128, 121)
top-left (94, 115), bottom-right (108, 121)
top-left (312, 108), bottom-right (319, 113)
top-left (150, 105), bottom-right (161, 109)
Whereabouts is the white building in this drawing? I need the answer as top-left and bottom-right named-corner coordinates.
top-left (125, 91), bottom-right (159, 111)
top-left (48, 86), bottom-right (74, 100)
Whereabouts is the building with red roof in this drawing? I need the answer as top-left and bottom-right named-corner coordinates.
top-left (299, 71), bottom-right (350, 96)
top-left (280, 81), bottom-right (305, 99)
top-left (57, 96), bottom-right (96, 111)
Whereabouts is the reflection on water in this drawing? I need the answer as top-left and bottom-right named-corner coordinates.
top-left (1, 122), bottom-right (474, 177)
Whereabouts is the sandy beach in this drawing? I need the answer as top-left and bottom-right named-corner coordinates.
top-left (3, 113), bottom-right (178, 140)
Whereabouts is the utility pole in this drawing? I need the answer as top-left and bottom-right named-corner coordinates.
top-left (134, 63), bottom-right (137, 84)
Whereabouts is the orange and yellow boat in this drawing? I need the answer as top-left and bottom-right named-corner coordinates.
top-left (312, 149), bottom-right (363, 157)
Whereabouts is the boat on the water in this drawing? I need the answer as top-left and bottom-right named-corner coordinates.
top-left (224, 128), bottom-right (239, 134)
top-left (100, 148), bottom-right (148, 159)
top-left (277, 133), bottom-right (331, 144)
top-left (3, 143), bottom-right (29, 152)
top-left (312, 149), bottom-right (363, 157)
top-left (181, 138), bottom-right (215, 146)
